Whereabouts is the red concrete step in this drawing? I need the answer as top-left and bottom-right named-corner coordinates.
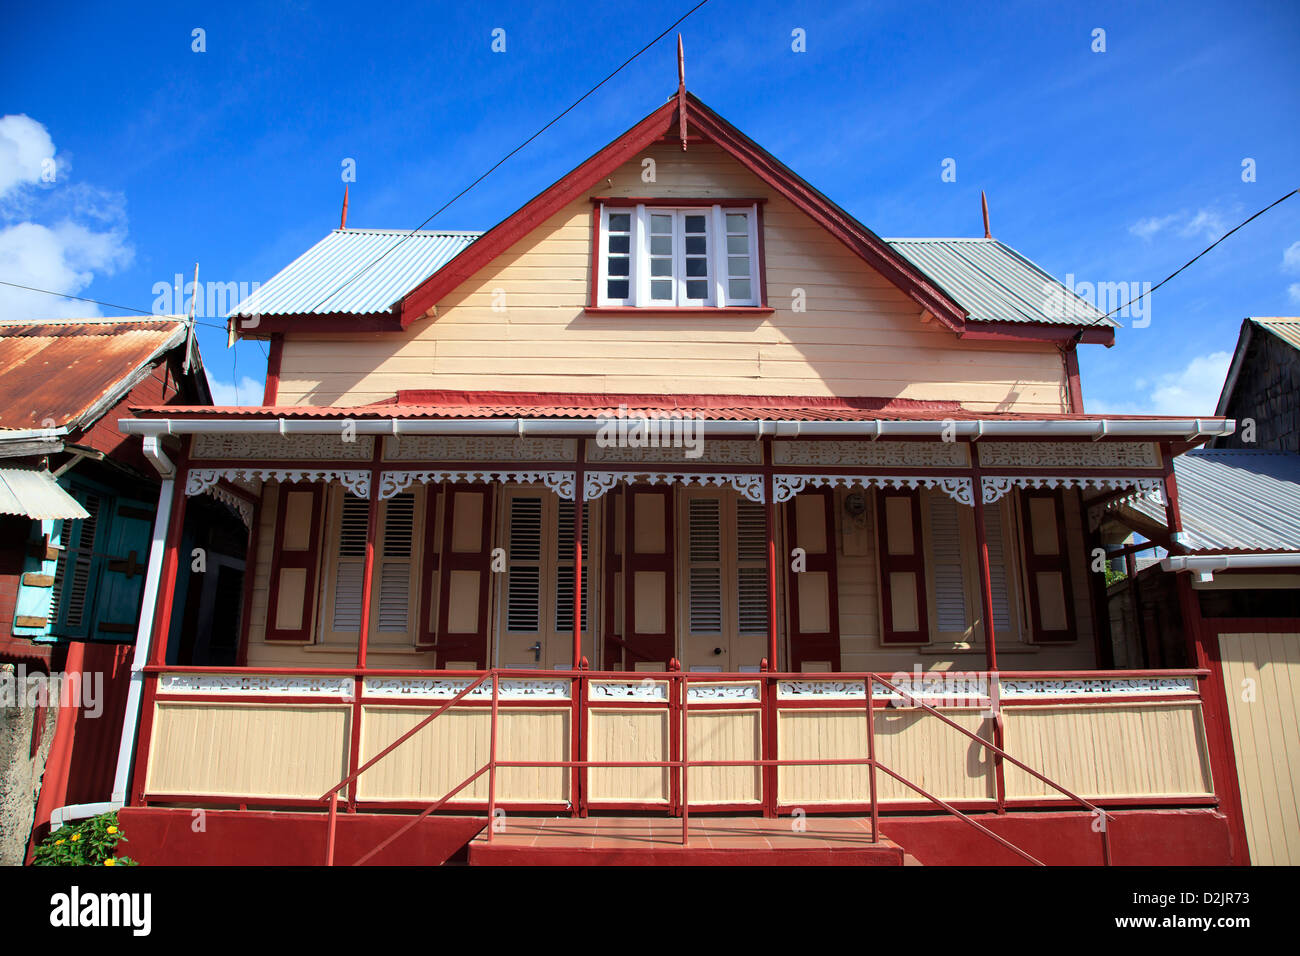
top-left (469, 815), bottom-right (906, 866)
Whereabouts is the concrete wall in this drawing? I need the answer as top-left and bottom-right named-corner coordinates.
top-left (0, 665), bottom-right (58, 865)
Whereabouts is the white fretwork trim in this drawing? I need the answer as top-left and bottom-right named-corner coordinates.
top-left (977, 441), bottom-right (1160, 469)
top-left (588, 680), bottom-right (668, 701)
top-left (776, 675), bottom-right (1198, 701)
top-left (773, 441), bottom-right (969, 468)
top-left (1000, 676), bottom-right (1198, 699)
top-left (362, 676), bottom-right (571, 700)
top-left (190, 433), bottom-right (375, 461)
top-left (772, 474), bottom-right (974, 506)
top-left (378, 470), bottom-right (577, 500)
top-left (777, 679), bottom-right (873, 699)
top-left (687, 682), bottom-right (760, 702)
top-left (186, 468), bottom-right (371, 498)
top-left (583, 471), bottom-right (765, 503)
top-left (383, 436), bottom-right (576, 463)
top-left (157, 673), bottom-right (354, 699)
top-left (204, 484), bottom-right (254, 527)
top-left (981, 475), bottom-right (1165, 504)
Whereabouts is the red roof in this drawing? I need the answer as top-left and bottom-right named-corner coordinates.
top-left (0, 319), bottom-right (189, 430)
top-left (128, 390), bottom-right (1204, 424)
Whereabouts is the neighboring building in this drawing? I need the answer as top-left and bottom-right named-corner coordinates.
top-left (0, 318), bottom-right (245, 865)
top-left (109, 91), bottom-right (1245, 865)
top-left (1102, 316), bottom-right (1300, 866)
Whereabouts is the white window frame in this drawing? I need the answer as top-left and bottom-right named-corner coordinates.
top-left (597, 203), bottom-right (761, 308)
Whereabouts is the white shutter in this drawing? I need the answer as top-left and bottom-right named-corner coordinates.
top-left (735, 499), bottom-right (768, 634)
top-left (984, 502), bottom-right (1013, 631)
top-left (375, 493), bottom-right (415, 634)
top-left (330, 493), bottom-right (369, 632)
top-left (928, 494), bottom-right (967, 632)
top-left (507, 496), bottom-right (542, 632)
top-left (687, 497), bottom-right (723, 634)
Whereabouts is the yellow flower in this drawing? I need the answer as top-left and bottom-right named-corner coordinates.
top-left (55, 839), bottom-right (64, 846)
top-left (70, 833), bottom-right (80, 842)
top-left (107, 826), bottom-right (118, 834)
top-left (104, 859), bottom-right (116, 866)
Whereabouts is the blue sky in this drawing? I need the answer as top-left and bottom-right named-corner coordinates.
top-left (2, 0), bottom-right (1297, 411)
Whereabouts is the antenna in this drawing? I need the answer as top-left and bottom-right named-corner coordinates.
top-left (183, 262), bottom-right (198, 374)
top-left (981, 190), bottom-right (991, 239)
top-left (340, 185), bottom-right (350, 230)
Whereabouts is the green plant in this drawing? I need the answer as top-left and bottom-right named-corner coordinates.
top-left (1104, 567), bottom-right (1127, 587)
top-left (32, 811), bottom-right (138, 866)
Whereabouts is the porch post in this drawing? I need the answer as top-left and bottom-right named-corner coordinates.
top-left (969, 444), bottom-right (998, 671)
top-left (573, 448), bottom-right (585, 669)
top-left (355, 448), bottom-right (383, 670)
top-left (763, 436), bottom-right (778, 668)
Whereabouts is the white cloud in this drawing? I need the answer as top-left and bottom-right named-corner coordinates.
top-left (1093, 350), bottom-right (1232, 416)
top-left (0, 115), bottom-right (133, 321)
top-left (1128, 208), bottom-right (1231, 243)
top-left (1129, 214), bottom-right (1178, 240)
top-left (1179, 209), bottom-right (1228, 241)
top-left (206, 374), bottom-right (265, 406)
top-left (1288, 283), bottom-right (1300, 304)
top-left (1282, 240), bottom-right (1300, 274)
top-left (0, 114), bottom-right (55, 199)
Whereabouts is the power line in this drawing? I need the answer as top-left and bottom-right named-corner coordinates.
top-left (1095, 187), bottom-right (1299, 324)
top-left (0, 279), bottom-right (246, 335)
top-left (303, 0), bottom-right (712, 315)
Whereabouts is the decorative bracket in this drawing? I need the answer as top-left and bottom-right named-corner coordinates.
top-left (582, 471), bottom-right (765, 502)
top-left (379, 470), bottom-right (577, 500)
top-left (981, 475), bottom-right (1165, 505)
top-left (772, 474), bottom-right (974, 506)
top-left (185, 468), bottom-right (371, 498)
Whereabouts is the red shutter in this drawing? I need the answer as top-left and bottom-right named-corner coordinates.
top-left (265, 483), bottom-right (325, 641)
top-left (876, 489), bottom-right (928, 644)
top-left (621, 486), bottom-right (675, 669)
top-left (784, 488), bottom-right (840, 670)
top-left (1020, 489), bottom-right (1077, 642)
top-left (600, 488), bottom-right (623, 669)
top-left (416, 484), bottom-right (443, 648)
top-left (434, 483), bottom-right (495, 667)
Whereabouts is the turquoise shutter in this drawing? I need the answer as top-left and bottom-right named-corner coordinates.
top-left (12, 519), bottom-right (64, 639)
top-left (92, 497), bottom-right (155, 641)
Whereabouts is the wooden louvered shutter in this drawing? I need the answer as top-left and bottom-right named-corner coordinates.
top-left (927, 493), bottom-right (969, 640)
top-left (555, 498), bottom-right (590, 635)
top-left (375, 492), bottom-right (417, 639)
top-left (506, 495), bottom-right (543, 634)
top-left (876, 488), bottom-right (927, 644)
top-left (266, 483), bottom-right (324, 641)
top-left (417, 485), bottom-right (442, 648)
top-left (982, 500), bottom-right (1015, 639)
top-left (1020, 489), bottom-right (1077, 642)
top-left (622, 486), bottom-right (674, 669)
top-left (435, 483), bottom-right (494, 667)
top-left (735, 499), bottom-right (768, 637)
top-left (686, 497), bottom-right (723, 640)
top-left (52, 489), bottom-right (104, 639)
top-left (325, 491), bottom-right (369, 642)
top-left (785, 488), bottom-right (840, 669)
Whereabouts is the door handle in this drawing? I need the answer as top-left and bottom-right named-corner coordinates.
top-left (528, 641), bottom-right (542, 663)
top-left (712, 647), bottom-right (723, 656)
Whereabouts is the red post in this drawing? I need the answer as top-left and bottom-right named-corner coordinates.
top-left (680, 672), bottom-right (689, 846)
top-left (763, 437), bottom-right (778, 668)
top-left (147, 454), bottom-right (190, 668)
top-left (573, 476), bottom-right (584, 670)
top-left (969, 445), bottom-right (999, 672)
top-left (348, 451), bottom-right (383, 806)
top-left (866, 675), bottom-right (879, 844)
top-left (325, 791), bottom-right (338, 866)
top-left (487, 671), bottom-right (499, 842)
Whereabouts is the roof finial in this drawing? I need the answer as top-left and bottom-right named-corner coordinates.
top-left (340, 185), bottom-right (350, 230)
top-left (981, 190), bottom-right (991, 239)
top-left (677, 34), bottom-right (688, 151)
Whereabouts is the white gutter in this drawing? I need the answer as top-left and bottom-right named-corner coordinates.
top-left (119, 416), bottom-right (1237, 441)
top-left (50, 801), bottom-right (122, 831)
top-left (1162, 552), bottom-right (1300, 582)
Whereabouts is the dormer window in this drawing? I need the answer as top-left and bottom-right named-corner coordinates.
top-left (593, 201), bottom-right (765, 310)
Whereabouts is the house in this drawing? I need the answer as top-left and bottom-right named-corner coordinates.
top-left (1102, 316), bottom-right (1300, 865)
top-left (109, 91), bottom-right (1244, 865)
top-left (0, 318), bottom-right (246, 865)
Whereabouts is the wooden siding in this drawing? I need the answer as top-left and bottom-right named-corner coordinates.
top-left (587, 707), bottom-right (671, 804)
top-left (1217, 631), bottom-right (1300, 865)
top-left (684, 707), bottom-right (763, 804)
top-left (277, 145), bottom-right (1069, 412)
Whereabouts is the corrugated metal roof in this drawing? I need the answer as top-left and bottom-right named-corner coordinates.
top-left (1250, 315), bottom-right (1300, 351)
top-left (0, 318), bottom-right (187, 430)
top-left (884, 238), bottom-right (1114, 326)
top-left (1124, 449), bottom-right (1300, 553)
top-left (231, 228), bottom-right (480, 317)
top-left (0, 467), bottom-right (90, 519)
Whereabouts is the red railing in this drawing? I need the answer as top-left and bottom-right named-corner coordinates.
top-left (306, 667), bottom-right (1192, 865)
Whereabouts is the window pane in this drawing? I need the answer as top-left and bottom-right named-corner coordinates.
top-left (686, 280), bottom-right (709, 300)
top-left (728, 279), bottom-right (751, 301)
top-left (684, 214), bottom-right (707, 232)
top-left (727, 256), bottom-right (749, 277)
top-left (608, 234), bottom-right (630, 254)
top-left (651, 214), bottom-right (672, 233)
top-left (608, 213), bottom-right (631, 232)
top-left (650, 235), bottom-right (672, 256)
top-left (726, 213), bottom-right (748, 232)
top-left (727, 235), bottom-right (749, 254)
top-left (650, 258), bottom-right (672, 277)
top-left (684, 235), bottom-right (706, 255)
top-left (607, 279), bottom-right (629, 299)
top-left (686, 258), bottom-right (708, 278)
top-left (608, 257), bottom-right (630, 276)
top-left (650, 279), bottom-right (673, 300)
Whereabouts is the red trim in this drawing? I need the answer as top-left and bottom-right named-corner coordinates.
top-left (264, 483), bottom-right (325, 642)
top-left (589, 196), bottom-right (769, 207)
top-left (1020, 488), bottom-right (1078, 643)
top-left (784, 487), bottom-right (841, 670)
top-left (582, 306), bottom-right (776, 315)
top-left (416, 485), bottom-right (443, 648)
top-left (239, 313), bottom-right (404, 335)
top-left (756, 202), bottom-right (769, 308)
top-left (958, 323), bottom-right (1115, 346)
top-left (262, 333), bottom-right (283, 405)
top-left (622, 485), bottom-right (675, 667)
top-left (876, 488), bottom-right (929, 644)
top-left (971, 445), bottom-right (999, 670)
top-left (433, 483), bottom-right (494, 668)
top-left (1063, 344), bottom-right (1083, 413)
top-left (397, 93), bottom-right (967, 332)
top-left (588, 204), bottom-right (600, 310)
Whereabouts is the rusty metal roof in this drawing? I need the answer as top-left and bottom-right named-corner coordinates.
top-left (0, 318), bottom-right (189, 431)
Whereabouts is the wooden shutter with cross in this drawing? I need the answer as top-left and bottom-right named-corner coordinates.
top-left (876, 488), bottom-right (928, 644)
top-left (1020, 489), bottom-right (1077, 642)
top-left (435, 483), bottom-right (494, 668)
top-left (266, 483), bottom-right (325, 641)
top-left (785, 488), bottom-right (840, 669)
top-left (622, 486), bottom-right (674, 670)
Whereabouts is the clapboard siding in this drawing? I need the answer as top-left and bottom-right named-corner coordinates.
top-left (277, 144), bottom-right (1069, 411)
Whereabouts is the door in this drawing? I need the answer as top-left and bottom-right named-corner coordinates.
top-left (784, 488), bottom-right (840, 670)
top-left (435, 483), bottom-right (494, 668)
top-left (620, 485), bottom-right (675, 670)
top-left (680, 489), bottom-right (769, 672)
